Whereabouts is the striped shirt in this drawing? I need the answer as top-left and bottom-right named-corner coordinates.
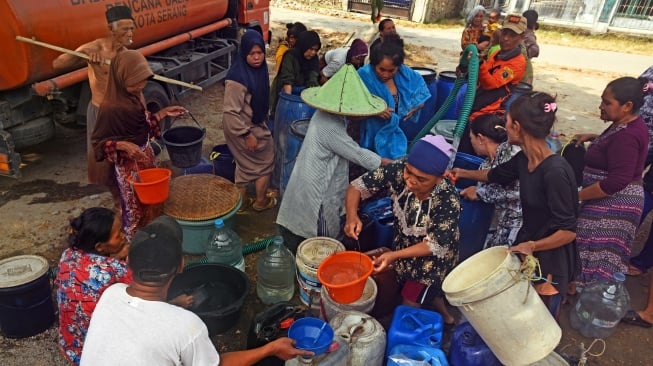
top-left (277, 110), bottom-right (382, 238)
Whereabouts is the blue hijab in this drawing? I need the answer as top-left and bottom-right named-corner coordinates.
top-left (358, 63), bottom-right (430, 159)
top-left (226, 30), bottom-right (270, 124)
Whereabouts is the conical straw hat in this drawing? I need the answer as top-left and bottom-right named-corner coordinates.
top-left (301, 64), bottom-right (387, 117)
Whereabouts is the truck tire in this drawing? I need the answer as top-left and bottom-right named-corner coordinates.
top-left (9, 117), bottom-right (56, 150)
top-left (143, 81), bottom-right (171, 130)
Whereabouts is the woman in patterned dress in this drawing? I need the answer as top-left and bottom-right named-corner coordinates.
top-left (55, 208), bottom-right (131, 364)
top-left (573, 77), bottom-right (649, 289)
top-left (344, 135), bottom-right (460, 327)
top-left (460, 114), bottom-right (522, 247)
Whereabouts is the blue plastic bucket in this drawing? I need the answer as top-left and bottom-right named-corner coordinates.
top-left (273, 93), bottom-right (316, 194)
top-left (210, 144), bottom-right (236, 183)
top-left (436, 71), bottom-right (466, 120)
top-left (280, 118), bottom-right (310, 197)
top-left (403, 67), bottom-right (437, 143)
top-left (449, 322), bottom-right (501, 366)
top-left (0, 255), bottom-right (55, 338)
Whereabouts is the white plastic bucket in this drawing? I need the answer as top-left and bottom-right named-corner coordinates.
top-left (329, 311), bottom-right (386, 366)
top-left (320, 277), bottom-right (377, 321)
top-left (296, 237), bottom-right (345, 307)
top-left (442, 247), bottom-right (562, 366)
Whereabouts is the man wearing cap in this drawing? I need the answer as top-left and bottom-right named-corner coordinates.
top-left (276, 65), bottom-right (392, 254)
top-left (53, 5), bottom-right (136, 209)
top-left (344, 135), bottom-right (460, 328)
top-left (80, 215), bottom-right (312, 365)
top-left (456, 13), bottom-right (527, 155)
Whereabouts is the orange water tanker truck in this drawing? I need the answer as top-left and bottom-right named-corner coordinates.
top-left (0, 0), bottom-right (270, 177)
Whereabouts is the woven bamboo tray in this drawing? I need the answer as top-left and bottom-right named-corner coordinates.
top-left (164, 174), bottom-right (240, 221)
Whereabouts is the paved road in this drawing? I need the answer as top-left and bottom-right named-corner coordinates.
top-left (272, 6), bottom-right (652, 74)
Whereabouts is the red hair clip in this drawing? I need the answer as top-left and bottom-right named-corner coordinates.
top-left (543, 102), bottom-right (557, 113)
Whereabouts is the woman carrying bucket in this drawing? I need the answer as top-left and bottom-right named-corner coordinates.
top-left (223, 30), bottom-right (276, 212)
top-left (344, 135), bottom-right (460, 328)
top-left (459, 114), bottom-right (522, 248)
top-left (92, 50), bottom-right (187, 240)
top-left (453, 92), bottom-right (578, 318)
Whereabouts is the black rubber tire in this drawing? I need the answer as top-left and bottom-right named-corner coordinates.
top-left (143, 81), bottom-right (171, 130)
top-left (9, 117), bottom-right (56, 150)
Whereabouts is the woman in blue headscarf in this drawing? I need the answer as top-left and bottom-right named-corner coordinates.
top-left (358, 35), bottom-right (430, 159)
top-left (223, 30), bottom-right (276, 212)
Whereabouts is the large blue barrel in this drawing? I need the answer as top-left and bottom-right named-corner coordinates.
top-left (280, 119), bottom-right (311, 196)
top-left (502, 82), bottom-right (533, 113)
top-left (272, 92), bottom-right (316, 195)
top-left (449, 322), bottom-right (501, 366)
top-left (436, 71), bottom-right (466, 120)
top-left (402, 67), bottom-right (437, 143)
top-left (453, 153), bottom-right (495, 261)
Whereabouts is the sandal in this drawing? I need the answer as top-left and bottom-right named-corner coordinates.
top-left (621, 310), bottom-right (653, 328)
top-left (237, 197), bottom-right (255, 214)
top-left (252, 197), bottom-right (277, 212)
top-left (626, 264), bottom-right (645, 276)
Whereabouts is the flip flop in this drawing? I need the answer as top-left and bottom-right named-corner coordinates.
top-left (621, 310), bottom-right (653, 328)
top-left (252, 197), bottom-right (277, 212)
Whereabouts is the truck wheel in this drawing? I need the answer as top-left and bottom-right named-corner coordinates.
top-left (9, 117), bottom-right (56, 150)
top-left (143, 81), bottom-right (171, 130)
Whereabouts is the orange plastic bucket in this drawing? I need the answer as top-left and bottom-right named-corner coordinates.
top-left (317, 251), bottom-right (374, 304)
top-left (130, 168), bottom-right (171, 204)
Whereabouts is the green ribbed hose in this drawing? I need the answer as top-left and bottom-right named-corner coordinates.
top-left (409, 44), bottom-right (480, 152)
top-left (184, 236), bottom-right (275, 267)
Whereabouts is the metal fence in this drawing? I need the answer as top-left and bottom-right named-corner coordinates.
top-left (467, 0), bottom-right (653, 34)
top-left (347, 0), bottom-right (414, 19)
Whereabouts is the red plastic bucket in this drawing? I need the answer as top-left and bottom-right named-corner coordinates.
top-left (130, 168), bottom-right (172, 204)
top-left (317, 251), bottom-right (374, 304)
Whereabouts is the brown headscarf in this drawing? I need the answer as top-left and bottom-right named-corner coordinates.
top-left (92, 50), bottom-right (154, 161)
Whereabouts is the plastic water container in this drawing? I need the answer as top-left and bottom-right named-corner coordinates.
top-left (357, 197), bottom-right (395, 252)
top-left (386, 305), bottom-right (444, 356)
top-left (183, 157), bottom-right (213, 175)
top-left (449, 322), bottom-right (501, 366)
top-left (387, 344), bottom-right (449, 366)
top-left (257, 236), bottom-right (296, 305)
top-left (206, 219), bottom-right (245, 271)
top-left (569, 272), bottom-right (630, 339)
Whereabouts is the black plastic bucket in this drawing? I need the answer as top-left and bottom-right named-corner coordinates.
top-left (162, 115), bottom-right (206, 168)
top-left (0, 255), bottom-right (55, 338)
top-left (167, 263), bottom-right (249, 336)
top-left (210, 144), bottom-right (236, 182)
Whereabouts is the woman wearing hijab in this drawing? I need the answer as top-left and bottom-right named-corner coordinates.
top-left (269, 30), bottom-right (321, 117)
top-left (92, 50), bottom-right (187, 240)
top-left (358, 35), bottom-right (430, 159)
top-left (319, 38), bottom-right (368, 84)
top-left (223, 30), bottom-right (276, 212)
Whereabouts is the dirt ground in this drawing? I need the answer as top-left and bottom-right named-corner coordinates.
top-left (1, 6), bottom-right (652, 365)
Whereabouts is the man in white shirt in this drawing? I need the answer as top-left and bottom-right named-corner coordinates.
top-left (81, 215), bottom-right (312, 365)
